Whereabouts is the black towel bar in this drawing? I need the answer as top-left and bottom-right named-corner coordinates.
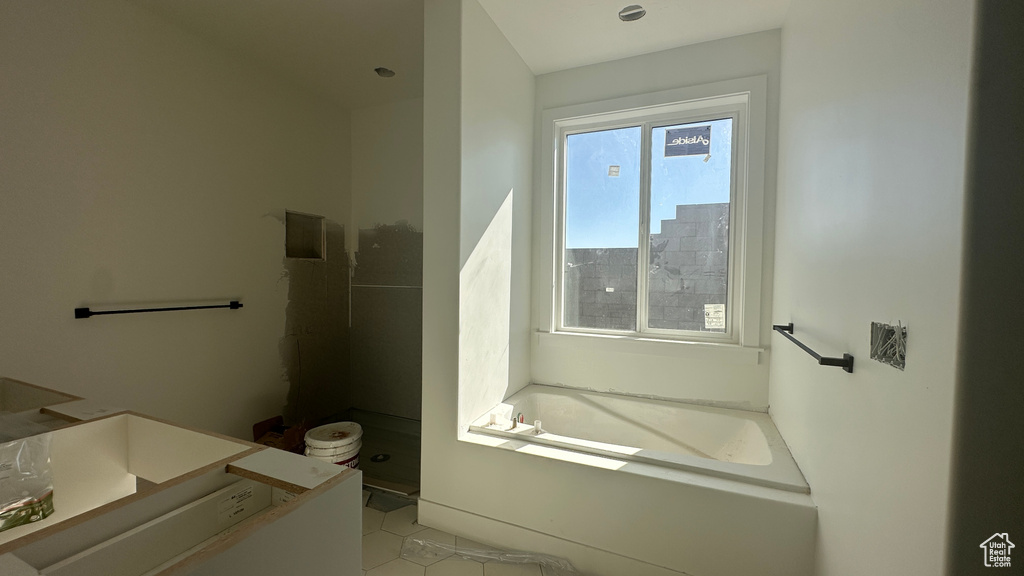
top-left (75, 301), bottom-right (242, 319)
top-left (772, 323), bottom-right (854, 373)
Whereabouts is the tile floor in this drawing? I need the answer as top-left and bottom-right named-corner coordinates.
top-left (361, 490), bottom-right (556, 576)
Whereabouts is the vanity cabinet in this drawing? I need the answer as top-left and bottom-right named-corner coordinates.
top-left (0, 379), bottom-right (361, 576)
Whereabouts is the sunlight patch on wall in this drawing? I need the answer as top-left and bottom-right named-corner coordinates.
top-left (458, 190), bottom-right (514, 428)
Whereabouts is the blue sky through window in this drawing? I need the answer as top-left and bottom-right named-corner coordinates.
top-left (565, 126), bottom-right (641, 249)
top-left (565, 118), bottom-right (732, 248)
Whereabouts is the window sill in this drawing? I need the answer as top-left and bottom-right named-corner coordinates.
top-left (535, 330), bottom-right (763, 365)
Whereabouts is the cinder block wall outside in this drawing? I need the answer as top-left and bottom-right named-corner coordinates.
top-left (564, 203), bottom-right (728, 332)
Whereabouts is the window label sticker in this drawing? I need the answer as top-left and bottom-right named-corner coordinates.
top-left (665, 126), bottom-right (711, 157)
top-left (704, 304), bottom-right (726, 330)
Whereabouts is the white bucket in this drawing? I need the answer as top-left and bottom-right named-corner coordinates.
top-left (304, 441), bottom-right (361, 458)
top-left (306, 442), bottom-right (361, 468)
top-left (304, 422), bottom-right (362, 469)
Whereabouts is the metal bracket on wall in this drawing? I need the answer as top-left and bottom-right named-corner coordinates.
top-left (74, 300), bottom-right (242, 319)
top-left (772, 323), bottom-right (854, 373)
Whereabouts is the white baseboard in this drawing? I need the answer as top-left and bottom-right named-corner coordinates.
top-left (417, 498), bottom-right (692, 576)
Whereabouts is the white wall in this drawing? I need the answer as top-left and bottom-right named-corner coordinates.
top-left (350, 97), bottom-right (424, 246)
top-left (457, 0), bottom-right (536, 425)
top-left (770, 0), bottom-right (973, 574)
top-left (422, 0), bottom-right (534, 434)
top-left (0, 0), bottom-right (350, 438)
top-left (531, 31), bottom-right (782, 410)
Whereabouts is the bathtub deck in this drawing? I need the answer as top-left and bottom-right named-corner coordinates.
top-left (469, 384), bottom-right (809, 493)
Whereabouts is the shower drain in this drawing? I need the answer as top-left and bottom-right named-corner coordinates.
top-left (369, 453), bottom-right (390, 463)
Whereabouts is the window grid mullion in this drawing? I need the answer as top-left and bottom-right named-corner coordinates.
top-left (556, 131), bottom-right (567, 332)
top-left (636, 122), bottom-right (653, 335)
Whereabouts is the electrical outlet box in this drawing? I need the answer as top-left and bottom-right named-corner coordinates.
top-left (870, 321), bottom-right (907, 370)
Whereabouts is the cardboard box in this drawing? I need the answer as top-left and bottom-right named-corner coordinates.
top-left (252, 416), bottom-right (308, 454)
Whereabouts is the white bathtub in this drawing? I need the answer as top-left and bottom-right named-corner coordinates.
top-left (469, 383), bottom-right (809, 493)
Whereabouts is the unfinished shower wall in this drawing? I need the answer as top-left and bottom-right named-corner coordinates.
top-left (349, 98), bottom-right (425, 422)
top-left (350, 224), bottom-right (423, 421)
top-left (280, 219), bottom-right (352, 425)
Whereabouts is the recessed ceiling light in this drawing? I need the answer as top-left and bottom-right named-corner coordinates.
top-left (618, 4), bottom-right (646, 22)
top-left (374, 67), bottom-right (396, 78)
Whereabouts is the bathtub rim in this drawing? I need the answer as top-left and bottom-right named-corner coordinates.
top-left (468, 383), bottom-right (810, 494)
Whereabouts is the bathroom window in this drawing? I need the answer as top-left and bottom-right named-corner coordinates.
top-left (542, 78), bottom-right (767, 347)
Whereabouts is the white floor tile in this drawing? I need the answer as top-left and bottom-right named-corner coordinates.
top-left (363, 490), bottom-right (372, 507)
top-left (363, 530), bottom-right (405, 570)
top-left (366, 558), bottom-right (426, 576)
top-left (361, 504), bottom-right (570, 576)
top-left (364, 506), bottom-right (386, 535)
top-left (483, 563), bottom-right (543, 576)
top-left (382, 504), bottom-right (428, 537)
top-left (425, 557), bottom-right (485, 576)
top-left (402, 527), bottom-right (457, 566)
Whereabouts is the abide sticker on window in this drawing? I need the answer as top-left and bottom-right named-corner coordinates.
top-left (665, 126), bottom-right (711, 157)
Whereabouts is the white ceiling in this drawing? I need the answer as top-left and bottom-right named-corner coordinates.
top-left (477, 0), bottom-right (792, 75)
top-left (134, 0), bottom-right (424, 110)
top-left (134, 0), bottom-right (789, 108)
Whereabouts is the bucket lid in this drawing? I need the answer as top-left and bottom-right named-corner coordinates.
top-left (305, 422), bottom-right (363, 449)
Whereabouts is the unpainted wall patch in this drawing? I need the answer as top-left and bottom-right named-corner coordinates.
top-left (280, 220), bottom-right (349, 425)
top-left (870, 321), bottom-right (907, 370)
top-left (352, 221), bottom-right (422, 287)
top-left (348, 220), bottom-right (423, 421)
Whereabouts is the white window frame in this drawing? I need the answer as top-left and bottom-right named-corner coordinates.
top-left (537, 76), bottom-right (767, 351)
